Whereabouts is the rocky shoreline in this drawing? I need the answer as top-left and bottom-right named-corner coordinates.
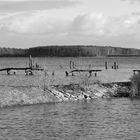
top-left (0, 81), bottom-right (132, 108)
top-left (45, 82), bottom-right (131, 102)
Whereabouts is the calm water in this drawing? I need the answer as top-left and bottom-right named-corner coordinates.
top-left (0, 57), bottom-right (140, 139)
top-left (0, 98), bottom-right (140, 140)
top-left (0, 56), bottom-right (140, 70)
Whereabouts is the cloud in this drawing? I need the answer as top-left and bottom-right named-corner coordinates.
top-left (0, 11), bottom-right (71, 34)
top-left (1, 11), bottom-right (140, 48)
top-left (71, 13), bottom-right (106, 36)
top-left (1, 12), bottom-right (140, 37)
top-left (121, 0), bottom-right (140, 4)
top-left (71, 13), bottom-right (140, 38)
top-left (0, 0), bottom-right (80, 12)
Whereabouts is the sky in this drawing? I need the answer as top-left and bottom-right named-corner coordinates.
top-left (0, 0), bottom-right (140, 49)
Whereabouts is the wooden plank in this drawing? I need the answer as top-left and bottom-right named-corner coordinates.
top-left (69, 69), bottom-right (102, 73)
top-left (0, 67), bottom-right (44, 72)
top-left (133, 70), bottom-right (140, 72)
top-left (0, 68), bottom-right (11, 71)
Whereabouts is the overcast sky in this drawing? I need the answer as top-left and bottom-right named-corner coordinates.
top-left (0, 0), bottom-right (140, 48)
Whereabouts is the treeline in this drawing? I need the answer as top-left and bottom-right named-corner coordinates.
top-left (28, 45), bottom-right (97, 57)
top-left (0, 45), bottom-right (140, 57)
top-left (28, 45), bottom-right (140, 57)
top-left (0, 47), bottom-right (27, 57)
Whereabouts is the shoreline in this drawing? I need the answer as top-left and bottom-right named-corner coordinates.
top-left (0, 78), bottom-right (132, 108)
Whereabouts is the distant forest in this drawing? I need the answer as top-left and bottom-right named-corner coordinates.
top-left (0, 47), bottom-right (27, 57)
top-left (0, 45), bottom-right (140, 57)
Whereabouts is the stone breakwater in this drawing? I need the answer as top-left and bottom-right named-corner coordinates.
top-left (0, 83), bottom-right (131, 108)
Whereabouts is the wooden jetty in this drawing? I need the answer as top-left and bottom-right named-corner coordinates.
top-left (69, 69), bottom-right (102, 77)
top-left (133, 70), bottom-right (140, 75)
top-left (0, 55), bottom-right (44, 75)
top-left (0, 67), bottom-right (44, 75)
top-left (0, 67), bottom-right (44, 71)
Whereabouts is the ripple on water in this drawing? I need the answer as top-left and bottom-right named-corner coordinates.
top-left (0, 98), bottom-right (140, 139)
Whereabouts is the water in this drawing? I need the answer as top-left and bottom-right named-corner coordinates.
top-left (0, 56), bottom-right (140, 70)
top-left (0, 57), bottom-right (140, 139)
top-left (0, 98), bottom-right (140, 140)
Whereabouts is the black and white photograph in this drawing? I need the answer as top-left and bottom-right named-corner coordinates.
top-left (0, 0), bottom-right (140, 139)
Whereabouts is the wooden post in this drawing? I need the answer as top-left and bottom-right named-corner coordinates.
top-left (7, 69), bottom-right (10, 75)
top-left (105, 61), bottom-right (108, 70)
top-left (29, 55), bottom-right (32, 68)
top-left (73, 61), bottom-right (75, 69)
top-left (70, 61), bottom-right (72, 69)
top-left (70, 61), bottom-right (75, 69)
top-left (89, 71), bottom-right (92, 77)
top-left (95, 73), bottom-right (97, 77)
top-left (133, 70), bottom-right (135, 75)
top-left (65, 71), bottom-right (69, 76)
top-left (114, 62), bottom-right (117, 70)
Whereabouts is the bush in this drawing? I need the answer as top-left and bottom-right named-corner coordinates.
top-left (130, 73), bottom-right (140, 97)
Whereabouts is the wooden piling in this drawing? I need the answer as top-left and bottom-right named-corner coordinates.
top-left (105, 61), bottom-right (108, 70)
top-left (70, 61), bottom-right (72, 69)
top-left (29, 55), bottom-right (32, 68)
top-left (114, 62), bottom-right (116, 70)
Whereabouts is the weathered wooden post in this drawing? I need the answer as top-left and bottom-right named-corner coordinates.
top-left (65, 71), bottom-right (69, 76)
top-left (52, 72), bottom-right (54, 76)
top-left (7, 69), bottom-right (10, 75)
top-left (29, 55), bottom-right (32, 68)
top-left (133, 70), bottom-right (135, 76)
top-left (105, 61), bottom-right (108, 70)
top-left (114, 62), bottom-right (117, 70)
top-left (43, 70), bottom-right (48, 91)
top-left (72, 61), bottom-right (75, 69)
top-left (70, 61), bottom-right (75, 69)
top-left (95, 72), bottom-right (97, 77)
top-left (89, 71), bottom-right (92, 77)
top-left (69, 61), bottom-right (72, 69)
